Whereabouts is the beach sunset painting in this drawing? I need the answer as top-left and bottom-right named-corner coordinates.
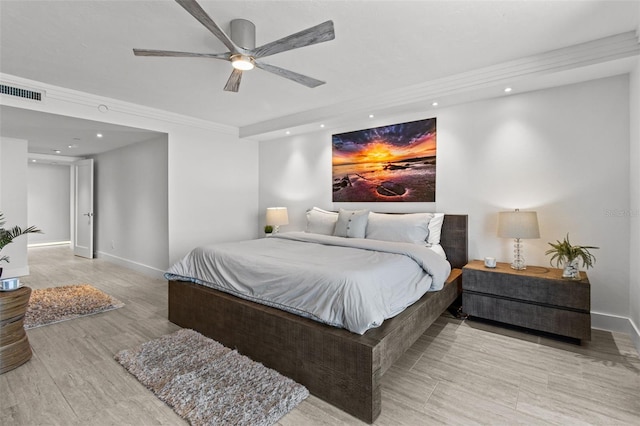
top-left (332, 117), bottom-right (437, 202)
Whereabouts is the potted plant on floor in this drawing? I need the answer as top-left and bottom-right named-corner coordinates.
top-left (0, 211), bottom-right (42, 278)
top-left (545, 234), bottom-right (598, 279)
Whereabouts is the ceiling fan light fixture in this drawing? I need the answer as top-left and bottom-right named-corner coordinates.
top-left (231, 54), bottom-right (254, 71)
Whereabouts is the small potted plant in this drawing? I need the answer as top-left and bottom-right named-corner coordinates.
top-left (545, 234), bottom-right (598, 279)
top-left (0, 211), bottom-right (42, 278)
top-left (264, 225), bottom-right (273, 237)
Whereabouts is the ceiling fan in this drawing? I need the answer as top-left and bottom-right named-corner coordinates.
top-left (133, 0), bottom-right (335, 92)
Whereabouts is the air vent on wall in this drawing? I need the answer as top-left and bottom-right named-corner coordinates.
top-left (0, 83), bottom-right (44, 101)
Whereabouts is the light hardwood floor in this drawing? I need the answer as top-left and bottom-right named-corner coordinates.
top-left (2, 245), bottom-right (639, 425)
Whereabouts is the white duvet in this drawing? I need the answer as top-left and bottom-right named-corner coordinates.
top-left (165, 231), bottom-right (451, 334)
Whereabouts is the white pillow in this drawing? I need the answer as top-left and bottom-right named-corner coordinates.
top-left (305, 207), bottom-right (338, 235)
top-left (427, 213), bottom-right (445, 246)
top-left (333, 209), bottom-right (370, 238)
top-left (366, 212), bottom-right (433, 245)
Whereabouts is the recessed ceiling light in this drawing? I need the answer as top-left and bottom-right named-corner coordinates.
top-left (432, 102), bottom-right (438, 107)
top-left (53, 149), bottom-right (61, 154)
top-left (97, 133), bottom-right (103, 138)
top-left (68, 144), bottom-right (78, 149)
top-left (504, 87), bottom-right (512, 93)
top-left (369, 114), bottom-right (374, 118)
top-left (31, 159), bottom-right (37, 163)
top-left (320, 124), bottom-right (325, 128)
top-left (285, 131), bottom-right (291, 135)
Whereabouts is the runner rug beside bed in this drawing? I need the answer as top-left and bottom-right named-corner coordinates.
top-left (115, 329), bottom-right (309, 426)
top-left (24, 284), bottom-right (124, 329)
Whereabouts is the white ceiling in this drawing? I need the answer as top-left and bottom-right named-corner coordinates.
top-left (0, 106), bottom-right (164, 158)
top-left (0, 1), bottom-right (639, 153)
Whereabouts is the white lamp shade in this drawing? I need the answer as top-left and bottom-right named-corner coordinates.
top-left (266, 207), bottom-right (289, 226)
top-left (497, 210), bottom-right (540, 239)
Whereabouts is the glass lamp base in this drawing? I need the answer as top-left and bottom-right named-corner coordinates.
top-left (511, 238), bottom-right (526, 270)
top-left (510, 261), bottom-right (526, 270)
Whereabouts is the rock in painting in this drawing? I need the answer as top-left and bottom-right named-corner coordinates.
top-left (383, 163), bottom-right (410, 170)
top-left (333, 176), bottom-right (352, 192)
top-left (376, 181), bottom-right (406, 196)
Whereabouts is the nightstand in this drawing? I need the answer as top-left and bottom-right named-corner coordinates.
top-left (462, 260), bottom-right (591, 342)
top-left (0, 286), bottom-right (32, 374)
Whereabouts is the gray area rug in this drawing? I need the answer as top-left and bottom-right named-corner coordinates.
top-left (24, 284), bottom-right (124, 329)
top-left (115, 329), bottom-right (309, 426)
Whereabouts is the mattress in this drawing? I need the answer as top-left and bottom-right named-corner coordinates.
top-left (166, 231), bottom-right (451, 334)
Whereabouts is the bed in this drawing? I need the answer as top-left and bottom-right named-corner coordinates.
top-left (167, 213), bottom-right (468, 423)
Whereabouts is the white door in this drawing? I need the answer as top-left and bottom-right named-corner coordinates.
top-left (74, 159), bottom-right (94, 258)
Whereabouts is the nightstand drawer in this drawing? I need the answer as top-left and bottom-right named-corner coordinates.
top-left (463, 265), bottom-right (590, 311)
top-left (463, 292), bottom-right (591, 341)
top-left (462, 260), bottom-right (592, 342)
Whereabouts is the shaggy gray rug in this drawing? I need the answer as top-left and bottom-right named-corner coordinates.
top-left (24, 284), bottom-right (124, 329)
top-left (115, 329), bottom-right (309, 426)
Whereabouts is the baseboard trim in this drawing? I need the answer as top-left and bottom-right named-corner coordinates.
top-left (28, 241), bottom-right (71, 248)
top-left (95, 251), bottom-right (165, 280)
top-left (591, 311), bottom-right (640, 355)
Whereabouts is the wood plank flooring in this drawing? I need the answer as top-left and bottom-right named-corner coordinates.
top-left (1, 245), bottom-right (639, 425)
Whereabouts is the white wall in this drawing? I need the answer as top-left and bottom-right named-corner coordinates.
top-left (167, 125), bottom-right (259, 261)
top-left (259, 75), bottom-right (631, 323)
top-left (93, 136), bottom-right (169, 276)
top-left (628, 5), bottom-right (640, 352)
top-left (27, 162), bottom-right (71, 244)
top-left (1, 74), bottom-right (260, 268)
top-left (0, 137), bottom-right (30, 277)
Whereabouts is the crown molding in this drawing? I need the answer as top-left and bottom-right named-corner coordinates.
top-left (3, 31), bottom-right (638, 142)
top-left (240, 31), bottom-right (640, 139)
top-left (27, 153), bottom-right (83, 165)
top-left (0, 73), bottom-right (238, 136)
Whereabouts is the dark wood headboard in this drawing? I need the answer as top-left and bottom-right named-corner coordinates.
top-left (441, 214), bottom-right (468, 269)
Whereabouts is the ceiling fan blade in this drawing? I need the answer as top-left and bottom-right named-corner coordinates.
top-left (250, 20), bottom-right (335, 59)
top-left (254, 61), bottom-right (325, 88)
top-left (224, 69), bottom-right (243, 92)
top-left (133, 49), bottom-right (230, 60)
top-left (175, 0), bottom-right (240, 53)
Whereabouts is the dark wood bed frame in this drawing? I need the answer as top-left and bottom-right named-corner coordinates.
top-left (168, 214), bottom-right (468, 423)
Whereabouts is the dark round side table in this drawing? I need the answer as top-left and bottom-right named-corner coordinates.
top-left (0, 286), bottom-right (32, 374)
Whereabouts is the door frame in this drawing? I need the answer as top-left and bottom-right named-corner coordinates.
top-left (73, 158), bottom-right (94, 258)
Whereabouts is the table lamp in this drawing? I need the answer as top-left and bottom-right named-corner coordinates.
top-left (265, 207), bottom-right (289, 233)
top-left (497, 209), bottom-right (540, 270)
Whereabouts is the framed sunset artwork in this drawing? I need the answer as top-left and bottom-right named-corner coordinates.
top-left (332, 117), bottom-right (437, 202)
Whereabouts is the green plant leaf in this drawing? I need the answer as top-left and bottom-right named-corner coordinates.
top-left (0, 211), bottom-right (43, 263)
top-left (545, 233), bottom-right (598, 269)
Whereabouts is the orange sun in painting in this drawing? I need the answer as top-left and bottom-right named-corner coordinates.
top-left (359, 142), bottom-right (396, 163)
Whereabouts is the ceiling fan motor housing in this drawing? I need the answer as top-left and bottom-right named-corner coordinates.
top-left (230, 19), bottom-right (256, 50)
